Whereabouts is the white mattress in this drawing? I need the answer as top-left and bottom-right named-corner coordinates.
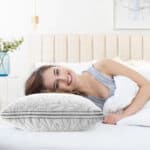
top-left (0, 120), bottom-right (150, 150)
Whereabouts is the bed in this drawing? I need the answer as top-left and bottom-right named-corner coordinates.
top-left (1, 33), bottom-right (150, 150)
top-left (0, 119), bottom-right (150, 150)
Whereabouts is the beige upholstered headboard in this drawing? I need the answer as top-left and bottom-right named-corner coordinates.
top-left (27, 34), bottom-right (150, 71)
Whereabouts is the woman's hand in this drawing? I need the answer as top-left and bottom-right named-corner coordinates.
top-left (103, 112), bottom-right (125, 125)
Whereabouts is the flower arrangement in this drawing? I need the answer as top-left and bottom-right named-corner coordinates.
top-left (0, 37), bottom-right (24, 76)
top-left (0, 37), bottom-right (24, 53)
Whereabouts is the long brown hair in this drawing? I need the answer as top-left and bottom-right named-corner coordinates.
top-left (25, 65), bottom-right (55, 95)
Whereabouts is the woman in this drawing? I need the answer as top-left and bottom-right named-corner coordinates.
top-left (25, 58), bottom-right (150, 125)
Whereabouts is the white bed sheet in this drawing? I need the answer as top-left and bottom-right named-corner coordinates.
top-left (0, 120), bottom-right (150, 150)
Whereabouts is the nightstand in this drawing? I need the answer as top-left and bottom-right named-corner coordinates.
top-left (0, 76), bottom-right (24, 110)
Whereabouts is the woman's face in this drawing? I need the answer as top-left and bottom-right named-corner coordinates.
top-left (42, 66), bottom-right (78, 93)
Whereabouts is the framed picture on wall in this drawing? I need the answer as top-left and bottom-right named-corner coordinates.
top-left (113, 0), bottom-right (150, 29)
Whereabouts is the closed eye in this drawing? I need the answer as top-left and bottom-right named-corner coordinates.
top-left (53, 67), bottom-right (59, 91)
top-left (54, 67), bottom-right (59, 76)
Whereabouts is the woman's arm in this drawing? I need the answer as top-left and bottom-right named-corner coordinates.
top-left (95, 59), bottom-right (150, 124)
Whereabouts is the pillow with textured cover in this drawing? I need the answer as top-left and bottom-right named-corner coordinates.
top-left (0, 93), bottom-right (103, 132)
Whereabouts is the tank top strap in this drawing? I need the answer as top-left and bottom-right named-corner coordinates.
top-left (86, 65), bottom-right (115, 89)
top-left (82, 64), bottom-right (116, 109)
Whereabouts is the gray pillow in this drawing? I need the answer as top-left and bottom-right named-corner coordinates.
top-left (0, 93), bottom-right (103, 132)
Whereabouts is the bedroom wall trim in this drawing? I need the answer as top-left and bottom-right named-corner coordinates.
top-left (26, 33), bottom-right (150, 72)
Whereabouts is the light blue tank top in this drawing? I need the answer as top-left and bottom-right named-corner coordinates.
top-left (84, 65), bottom-right (116, 109)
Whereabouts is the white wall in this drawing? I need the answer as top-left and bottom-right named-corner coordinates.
top-left (37, 0), bottom-right (150, 33)
top-left (37, 0), bottom-right (114, 33)
top-left (1, 0), bottom-right (150, 35)
top-left (0, 0), bottom-right (32, 36)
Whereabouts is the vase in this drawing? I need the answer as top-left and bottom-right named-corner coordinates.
top-left (0, 52), bottom-right (10, 76)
